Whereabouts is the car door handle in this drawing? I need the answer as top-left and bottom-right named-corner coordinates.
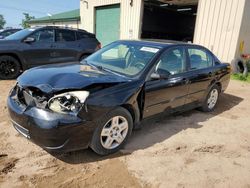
top-left (50, 44), bottom-right (56, 48)
top-left (182, 78), bottom-right (190, 84)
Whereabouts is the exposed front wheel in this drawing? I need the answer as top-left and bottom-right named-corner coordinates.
top-left (0, 56), bottom-right (21, 79)
top-left (200, 85), bottom-right (220, 112)
top-left (90, 107), bottom-right (133, 155)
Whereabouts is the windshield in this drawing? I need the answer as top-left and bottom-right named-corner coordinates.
top-left (5, 28), bottom-right (35, 40)
top-left (84, 42), bottom-right (161, 77)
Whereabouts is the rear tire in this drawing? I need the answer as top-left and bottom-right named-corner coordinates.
top-left (200, 85), bottom-right (220, 112)
top-left (0, 55), bottom-right (21, 79)
top-left (90, 107), bottom-right (133, 155)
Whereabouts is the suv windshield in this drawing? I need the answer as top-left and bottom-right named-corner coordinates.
top-left (5, 28), bottom-right (35, 40)
top-left (85, 42), bottom-right (161, 77)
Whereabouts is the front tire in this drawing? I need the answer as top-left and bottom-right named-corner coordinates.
top-left (0, 55), bottom-right (21, 79)
top-left (90, 107), bottom-right (133, 155)
top-left (200, 85), bottom-right (220, 112)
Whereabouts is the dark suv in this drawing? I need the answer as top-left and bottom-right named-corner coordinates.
top-left (0, 29), bottom-right (21, 39)
top-left (0, 26), bottom-right (101, 79)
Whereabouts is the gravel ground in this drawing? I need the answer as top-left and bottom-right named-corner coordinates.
top-left (0, 79), bottom-right (250, 188)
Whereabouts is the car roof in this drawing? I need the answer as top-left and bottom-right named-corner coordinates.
top-left (0, 28), bottom-right (21, 32)
top-left (30, 26), bottom-right (88, 33)
top-left (119, 39), bottom-right (203, 49)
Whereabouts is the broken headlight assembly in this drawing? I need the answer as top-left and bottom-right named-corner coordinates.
top-left (48, 91), bottom-right (89, 114)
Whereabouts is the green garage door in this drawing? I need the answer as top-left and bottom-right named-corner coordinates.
top-left (95, 4), bottom-right (120, 46)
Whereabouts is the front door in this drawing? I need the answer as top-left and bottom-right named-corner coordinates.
top-left (22, 29), bottom-right (55, 67)
top-left (144, 47), bottom-right (190, 118)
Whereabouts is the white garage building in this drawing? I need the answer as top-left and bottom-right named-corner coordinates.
top-left (80, 0), bottom-right (250, 64)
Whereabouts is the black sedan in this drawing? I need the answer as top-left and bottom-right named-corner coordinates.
top-left (7, 40), bottom-right (231, 155)
top-left (0, 26), bottom-right (100, 79)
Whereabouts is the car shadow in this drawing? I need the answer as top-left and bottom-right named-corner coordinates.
top-left (52, 93), bottom-right (243, 164)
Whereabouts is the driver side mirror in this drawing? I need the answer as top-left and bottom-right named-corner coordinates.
top-left (23, 37), bottom-right (35, 43)
top-left (150, 71), bottom-right (170, 80)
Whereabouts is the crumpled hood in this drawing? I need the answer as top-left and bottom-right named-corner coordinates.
top-left (17, 63), bottom-right (130, 93)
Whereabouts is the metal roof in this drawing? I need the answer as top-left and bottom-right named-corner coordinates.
top-left (28, 9), bottom-right (80, 24)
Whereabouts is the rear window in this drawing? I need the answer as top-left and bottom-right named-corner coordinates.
top-left (0, 31), bottom-right (12, 37)
top-left (77, 31), bottom-right (94, 40)
top-left (56, 29), bottom-right (76, 42)
top-left (187, 48), bottom-right (213, 70)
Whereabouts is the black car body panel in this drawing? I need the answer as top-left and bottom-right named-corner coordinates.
top-left (7, 40), bottom-right (231, 152)
top-left (1, 26), bottom-right (100, 70)
top-left (18, 63), bottom-right (131, 93)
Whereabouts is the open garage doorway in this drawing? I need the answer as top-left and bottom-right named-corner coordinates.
top-left (141, 0), bottom-right (199, 42)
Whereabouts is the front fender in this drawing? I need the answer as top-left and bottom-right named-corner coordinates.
top-left (79, 80), bottom-right (143, 122)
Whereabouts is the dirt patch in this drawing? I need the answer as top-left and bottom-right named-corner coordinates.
top-left (0, 154), bottom-right (8, 158)
top-left (28, 159), bottom-right (142, 188)
top-left (0, 80), bottom-right (250, 187)
top-left (193, 145), bottom-right (224, 153)
top-left (0, 157), bottom-right (18, 175)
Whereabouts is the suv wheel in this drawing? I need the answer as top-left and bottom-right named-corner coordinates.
top-left (0, 56), bottom-right (21, 79)
top-left (90, 107), bottom-right (133, 155)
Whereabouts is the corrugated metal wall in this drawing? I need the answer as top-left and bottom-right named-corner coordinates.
top-left (194, 0), bottom-right (245, 63)
top-left (80, 0), bottom-right (143, 40)
top-left (80, 0), bottom-right (248, 63)
top-left (236, 0), bottom-right (250, 58)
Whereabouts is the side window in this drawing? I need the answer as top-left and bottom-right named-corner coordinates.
top-left (188, 48), bottom-right (213, 70)
top-left (155, 47), bottom-right (186, 75)
top-left (56, 29), bottom-right (76, 42)
top-left (77, 32), bottom-right (91, 40)
top-left (2, 31), bottom-right (13, 37)
top-left (29, 29), bottom-right (54, 42)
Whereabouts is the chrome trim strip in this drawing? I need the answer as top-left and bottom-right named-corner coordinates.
top-left (11, 119), bottom-right (30, 139)
top-left (44, 139), bottom-right (69, 150)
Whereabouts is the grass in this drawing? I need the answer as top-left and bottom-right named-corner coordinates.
top-left (231, 73), bottom-right (250, 83)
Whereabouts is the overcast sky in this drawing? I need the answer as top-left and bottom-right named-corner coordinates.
top-left (0, 0), bottom-right (80, 28)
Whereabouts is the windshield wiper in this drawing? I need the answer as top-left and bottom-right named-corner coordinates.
top-left (82, 60), bottom-right (127, 77)
top-left (83, 60), bottom-right (105, 71)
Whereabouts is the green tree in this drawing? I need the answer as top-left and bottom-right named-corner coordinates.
top-left (21, 13), bottom-right (35, 28)
top-left (0, 14), bottom-right (6, 29)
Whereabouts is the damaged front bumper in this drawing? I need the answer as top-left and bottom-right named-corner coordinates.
top-left (7, 86), bottom-right (96, 152)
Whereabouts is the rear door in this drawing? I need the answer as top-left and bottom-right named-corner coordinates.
top-left (185, 47), bottom-right (215, 104)
top-left (53, 29), bottom-right (78, 62)
top-left (144, 47), bottom-right (190, 118)
top-left (76, 31), bottom-right (100, 58)
top-left (22, 28), bottom-right (55, 67)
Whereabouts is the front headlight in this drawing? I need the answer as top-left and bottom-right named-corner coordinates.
top-left (48, 91), bottom-right (89, 114)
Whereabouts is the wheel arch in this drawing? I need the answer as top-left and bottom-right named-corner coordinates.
top-left (121, 103), bottom-right (140, 126)
top-left (120, 86), bottom-right (145, 129)
top-left (0, 53), bottom-right (23, 70)
top-left (215, 82), bottom-right (222, 93)
top-left (201, 80), bottom-right (222, 103)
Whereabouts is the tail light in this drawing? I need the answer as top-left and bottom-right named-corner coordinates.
top-left (97, 43), bottom-right (102, 49)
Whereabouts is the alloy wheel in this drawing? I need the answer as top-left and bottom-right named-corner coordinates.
top-left (207, 89), bottom-right (219, 109)
top-left (100, 116), bottom-right (129, 149)
top-left (0, 57), bottom-right (18, 78)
